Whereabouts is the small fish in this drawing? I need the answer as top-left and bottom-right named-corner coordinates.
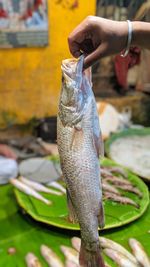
top-left (103, 192), bottom-right (139, 208)
top-left (25, 253), bottom-right (42, 267)
top-left (103, 248), bottom-right (138, 267)
top-left (10, 178), bottom-right (51, 205)
top-left (57, 56), bottom-right (105, 267)
top-left (41, 244), bottom-right (64, 267)
top-left (48, 181), bottom-right (66, 194)
top-left (101, 168), bottom-right (113, 178)
top-left (99, 237), bottom-right (138, 265)
top-left (129, 238), bottom-right (150, 267)
top-left (106, 166), bottom-right (128, 178)
top-left (104, 176), bottom-right (132, 186)
top-left (65, 260), bottom-right (79, 267)
top-left (114, 184), bottom-right (142, 198)
top-left (71, 237), bottom-right (81, 253)
top-left (19, 176), bottom-right (62, 196)
top-left (102, 181), bottom-right (121, 195)
top-left (60, 246), bottom-right (79, 265)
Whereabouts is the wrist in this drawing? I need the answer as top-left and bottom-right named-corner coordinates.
top-left (131, 21), bottom-right (150, 48)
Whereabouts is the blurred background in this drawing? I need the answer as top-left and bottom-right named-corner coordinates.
top-left (0, 0), bottom-right (150, 142)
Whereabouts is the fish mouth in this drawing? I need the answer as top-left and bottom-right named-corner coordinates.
top-left (61, 58), bottom-right (78, 80)
top-left (61, 56), bottom-right (84, 80)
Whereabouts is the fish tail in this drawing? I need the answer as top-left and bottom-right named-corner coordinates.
top-left (79, 240), bottom-right (105, 267)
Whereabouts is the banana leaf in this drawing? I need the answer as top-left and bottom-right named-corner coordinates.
top-left (14, 158), bottom-right (149, 230)
top-left (105, 127), bottom-right (150, 181)
top-left (0, 184), bottom-right (150, 267)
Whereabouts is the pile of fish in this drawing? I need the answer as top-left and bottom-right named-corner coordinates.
top-left (10, 163), bottom-right (142, 210)
top-left (25, 236), bottom-right (150, 267)
top-left (101, 165), bottom-right (142, 208)
top-left (10, 177), bottom-right (66, 205)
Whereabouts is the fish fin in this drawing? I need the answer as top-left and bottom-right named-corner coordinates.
top-left (66, 189), bottom-right (78, 223)
top-left (92, 132), bottom-right (104, 158)
top-left (70, 127), bottom-right (84, 150)
top-left (79, 240), bottom-right (105, 267)
top-left (98, 202), bottom-right (105, 229)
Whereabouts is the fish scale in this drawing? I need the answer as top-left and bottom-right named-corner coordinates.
top-left (57, 56), bottom-right (105, 267)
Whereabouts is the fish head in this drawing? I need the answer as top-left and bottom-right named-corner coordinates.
top-left (59, 56), bottom-right (91, 127)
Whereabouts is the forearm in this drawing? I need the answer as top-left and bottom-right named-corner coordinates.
top-left (132, 21), bottom-right (150, 49)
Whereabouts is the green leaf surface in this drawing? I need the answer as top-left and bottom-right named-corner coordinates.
top-left (14, 158), bottom-right (149, 230)
top-left (0, 184), bottom-right (150, 267)
top-left (105, 127), bottom-right (150, 181)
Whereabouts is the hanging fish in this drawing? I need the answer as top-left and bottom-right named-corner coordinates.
top-left (57, 56), bottom-right (105, 267)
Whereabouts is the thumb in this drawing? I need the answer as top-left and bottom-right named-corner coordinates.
top-left (83, 43), bottom-right (108, 69)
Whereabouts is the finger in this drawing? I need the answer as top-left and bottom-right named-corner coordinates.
top-left (68, 24), bottom-right (88, 57)
top-left (83, 43), bottom-right (108, 69)
top-left (68, 37), bottom-right (81, 58)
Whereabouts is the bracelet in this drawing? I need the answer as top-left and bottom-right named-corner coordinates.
top-left (120, 20), bottom-right (132, 57)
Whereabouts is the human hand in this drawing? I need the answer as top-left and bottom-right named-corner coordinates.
top-left (68, 16), bottom-right (128, 69)
top-left (0, 144), bottom-right (17, 160)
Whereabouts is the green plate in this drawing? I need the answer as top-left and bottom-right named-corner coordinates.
top-left (105, 127), bottom-right (150, 181)
top-left (14, 157), bottom-right (149, 230)
top-left (0, 184), bottom-right (150, 267)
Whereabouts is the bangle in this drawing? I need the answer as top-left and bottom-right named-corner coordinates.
top-left (120, 20), bottom-right (132, 57)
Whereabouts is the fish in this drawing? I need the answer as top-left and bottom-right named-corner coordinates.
top-left (129, 238), bottom-right (150, 267)
top-left (57, 55), bottom-right (105, 267)
top-left (106, 166), bottom-right (128, 178)
top-left (19, 176), bottom-right (62, 196)
top-left (102, 181), bottom-right (121, 195)
top-left (48, 181), bottom-right (66, 194)
top-left (114, 184), bottom-right (142, 198)
top-left (103, 192), bottom-right (139, 208)
top-left (40, 244), bottom-right (64, 267)
top-left (71, 237), bottom-right (81, 253)
top-left (25, 252), bottom-right (42, 267)
top-left (10, 178), bottom-right (51, 205)
top-left (103, 248), bottom-right (138, 267)
top-left (65, 260), bottom-right (79, 267)
top-left (103, 176), bottom-right (133, 186)
top-left (99, 237), bottom-right (138, 265)
top-left (60, 246), bottom-right (79, 265)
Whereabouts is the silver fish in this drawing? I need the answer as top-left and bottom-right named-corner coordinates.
top-left (41, 244), bottom-right (64, 267)
top-left (19, 176), bottom-right (62, 196)
top-left (10, 178), bottom-right (51, 205)
top-left (103, 192), bottom-right (139, 208)
top-left (99, 237), bottom-right (138, 265)
top-left (129, 238), bottom-right (150, 267)
top-left (57, 56), bottom-right (105, 267)
top-left (103, 248), bottom-right (137, 267)
top-left (60, 246), bottom-right (79, 265)
top-left (48, 181), bottom-right (66, 194)
top-left (25, 252), bottom-right (42, 267)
